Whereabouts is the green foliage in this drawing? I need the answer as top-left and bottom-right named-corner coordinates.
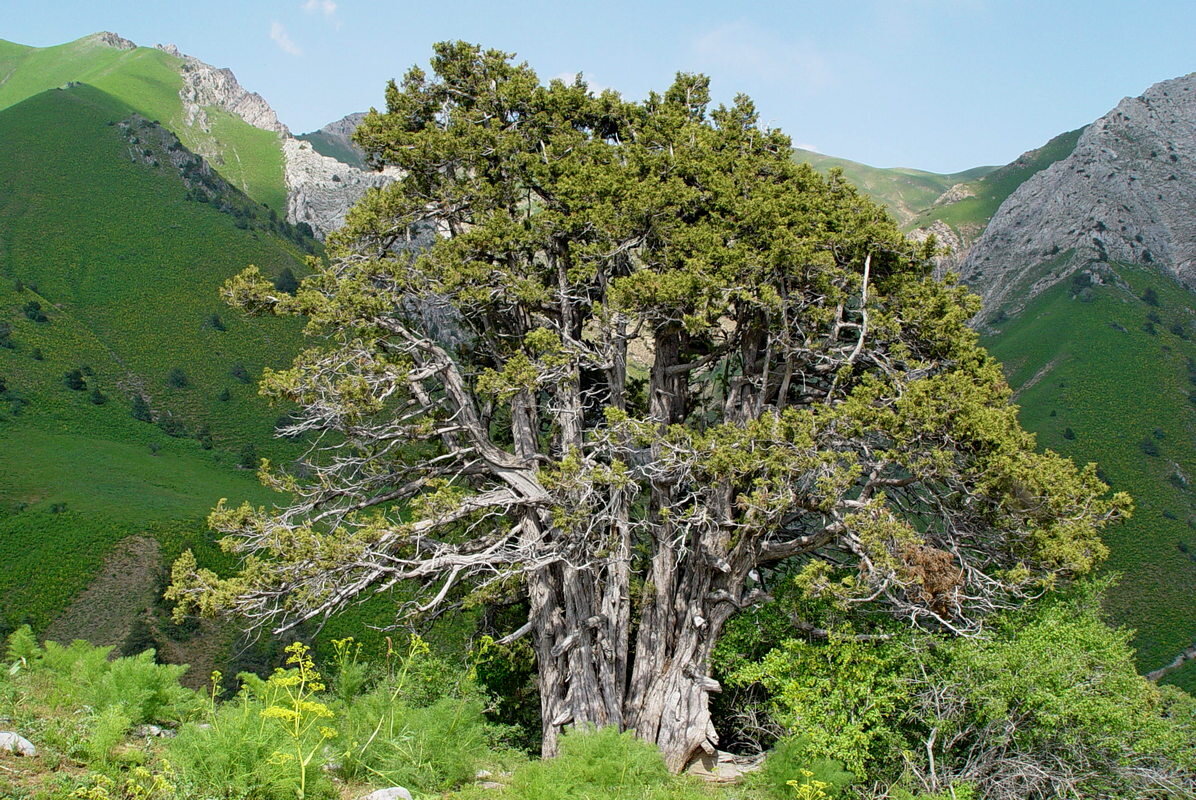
top-left (237, 443), bottom-right (258, 469)
top-left (167, 675), bottom-right (327, 800)
top-left (730, 634), bottom-right (912, 776)
top-left (166, 367), bottom-right (190, 389)
top-left (506, 726), bottom-right (695, 800)
top-left (273, 267), bottom-right (299, 295)
top-left (63, 368), bottom-right (86, 390)
top-left (752, 739), bottom-right (856, 799)
top-left (729, 585), bottom-right (1196, 798)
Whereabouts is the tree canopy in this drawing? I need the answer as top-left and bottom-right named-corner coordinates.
top-left (169, 42), bottom-right (1129, 770)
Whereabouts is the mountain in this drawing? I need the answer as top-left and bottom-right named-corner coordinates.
top-left (297, 111), bottom-right (368, 168)
top-left (907, 127), bottom-right (1085, 269)
top-left (791, 149), bottom-right (996, 226)
top-left (969, 75), bottom-right (1196, 691)
top-left (0, 32), bottom-right (394, 238)
top-left (961, 73), bottom-right (1196, 321)
top-left (0, 82), bottom-right (309, 659)
top-left (801, 75), bottom-right (1196, 693)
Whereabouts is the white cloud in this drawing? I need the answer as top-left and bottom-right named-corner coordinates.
top-left (690, 21), bottom-right (830, 90)
top-left (270, 21), bottom-right (302, 56)
top-left (301, 0), bottom-right (338, 16)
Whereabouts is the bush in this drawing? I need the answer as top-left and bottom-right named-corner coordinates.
top-left (273, 267), bottom-right (299, 295)
top-left (230, 362), bottom-right (251, 384)
top-left (62, 368), bottom-right (86, 391)
top-left (89, 387), bottom-right (107, 405)
top-left (169, 678), bottom-right (332, 800)
top-left (506, 726), bottom-right (684, 800)
top-left (238, 443), bottom-right (258, 469)
top-left (167, 367), bottom-right (190, 389)
top-left (131, 394), bottom-right (153, 422)
top-left (22, 300), bottom-right (47, 322)
top-left (752, 738), bottom-right (856, 799)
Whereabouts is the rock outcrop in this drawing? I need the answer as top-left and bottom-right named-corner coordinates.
top-left (960, 72), bottom-right (1196, 319)
top-left (90, 32), bottom-right (137, 51)
top-left (283, 138), bottom-right (398, 238)
top-left (156, 44), bottom-right (290, 136)
top-left (299, 111), bottom-right (369, 166)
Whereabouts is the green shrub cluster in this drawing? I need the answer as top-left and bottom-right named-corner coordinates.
top-left (722, 583), bottom-right (1196, 800)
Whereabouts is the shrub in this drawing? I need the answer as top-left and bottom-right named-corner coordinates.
top-left (89, 387), bottom-right (107, 405)
top-left (238, 443), bottom-right (258, 469)
top-left (22, 300), bottom-right (47, 322)
top-left (157, 413), bottom-right (188, 438)
top-left (273, 267), bottom-right (299, 295)
top-left (204, 313), bottom-right (227, 331)
top-left (506, 726), bottom-right (678, 800)
top-left (752, 738), bottom-right (856, 799)
top-left (131, 394), bottom-right (153, 422)
top-left (63, 369), bottom-right (86, 391)
top-left (229, 362), bottom-right (251, 384)
top-left (167, 367), bottom-right (190, 389)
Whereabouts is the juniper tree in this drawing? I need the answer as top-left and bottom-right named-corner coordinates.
top-left (169, 43), bottom-right (1129, 770)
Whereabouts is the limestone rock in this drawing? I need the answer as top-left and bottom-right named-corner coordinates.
top-left (0, 731), bottom-right (36, 757)
top-left (90, 32), bottom-right (137, 51)
top-left (170, 52), bottom-right (290, 135)
top-left (961, 72), bottom-right (1196, 320)
top-left (933, 182), bottom-right (975, 206)
top-left (357, 788), bottom-right (413, 800)
top-left (283, 138), bottom-right (399, 238)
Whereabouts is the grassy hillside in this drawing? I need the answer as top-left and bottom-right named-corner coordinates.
top-left (297, 128), bottom-right (366, 168)
top-left (910, 127), bottom-right (1084, 234)
top-left (0, 84), bottom-right (308, 635)
top-left (792, 148), bottom-right (994, 226)
top-left (0, 34), bottom-right (286, 211)
top-left (984, 263), bottom-right (1196, 691)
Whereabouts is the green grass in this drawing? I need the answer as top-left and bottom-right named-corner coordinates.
top-left (910, 127), bottom-right (1084, 234)
top-left (0, 34), bottom-right (285, 208)
top-left (297, 129), bottom-right (366, 169)
top-left (0, 84), bottom-right (307, 630)
top-left (791, 148), bottom-right (995, 226)
top-left (983, 263), bottom-right (1196, 691)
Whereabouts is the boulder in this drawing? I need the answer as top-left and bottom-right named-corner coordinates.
top-left (0, 731), bottom-right (36, 757)
top-left (357, 788), bottom-right (413, 800)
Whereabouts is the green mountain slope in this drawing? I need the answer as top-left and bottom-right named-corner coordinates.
top-left (984, 263), bottom-right (1196, 692)
top-left (910, 127), bottom-right (1084, 235)
top-left (0, 84), bottom-right (307, 634)
top-left (0, 34), bottom-right (286, 211)
top-left (792, 148), bottom-right (995, 226)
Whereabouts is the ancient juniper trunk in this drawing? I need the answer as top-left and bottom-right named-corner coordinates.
top-left (625, 553), bottom-right (732, 772)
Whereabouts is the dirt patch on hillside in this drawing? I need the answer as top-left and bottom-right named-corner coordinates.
top-left (42, 535), bottom-right (162, 649)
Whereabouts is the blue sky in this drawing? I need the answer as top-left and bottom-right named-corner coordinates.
top-left (6, 1), bottom-right (1193, 173)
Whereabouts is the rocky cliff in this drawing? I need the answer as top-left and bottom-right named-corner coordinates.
top-left (960, 73), bottom-right (1196, 320)
top-left (297, 112), bottom-right (369, 167)
top-left (148, 41), bottom-right (393, 237)
top-left (283, 137), bottom-right (397, 238)
top-left (156, 43), bottom-right (289, 136)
